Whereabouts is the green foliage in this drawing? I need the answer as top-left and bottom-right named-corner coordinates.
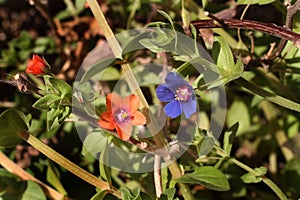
top-left (0, 31), bottom-right (56, 68)
top-left (241, 166), bottom-right (267, 183)
top-left (1, 0), bottom-right (300, 199)
top-left (0, 109), bottom-right (29, 147)
top-left (176, 166), bottom-right (230, 191)
top-left (33, 75), bottom-right (72, 131)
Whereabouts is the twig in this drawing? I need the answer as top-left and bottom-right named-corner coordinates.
top-left (154, 155), bottom-right (162, 198)
top-left (191, 18), bottom-right (300, 48)
top-left (272, 0), bottom-right (300, 58)
top-left (0, 151), bottom-right (67, 200)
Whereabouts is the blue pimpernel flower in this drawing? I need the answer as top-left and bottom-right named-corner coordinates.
top-left (156, 72), bottom-right (197, 118)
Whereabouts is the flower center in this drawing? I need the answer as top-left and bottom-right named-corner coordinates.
top-left (114, 109), bottom-right (130, 124)
top-left (175, 85), bottom-right (191, 102)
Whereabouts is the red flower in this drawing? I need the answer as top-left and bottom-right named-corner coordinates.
top-left (26, 54), bottom-right (47, 75)
top-left (98, 93), bottom-right (146, 141)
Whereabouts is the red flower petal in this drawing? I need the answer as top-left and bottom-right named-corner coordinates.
top-left (106, 93), bottom-right (122, 112)
top-left (116, 124), bottom-right (132, 141)
top-left (131, 111), bottom-right (146, 126)
top-left (26, 54), bottom-right (47, 75)
top-left (128, 94), bottom-right (140, 113)
top-left (98, 111), bottom-right (115, 130)
top-left (99, 93), bottom-right (146, 141)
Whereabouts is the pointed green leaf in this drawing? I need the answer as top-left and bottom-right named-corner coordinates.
top-left (176, 166), bottom-right (230, 191)
top-left (90, 189), bottom-right (109, 200)
top-left (210, 37), bottom-right (244, 87)
top-left (223, 122), bottom-right (239, 156)
top-left (22, 181), bottom-right (46, 200)
top-left (121, 187), bottom-right (142, 200)
top-left (0, 109), bottom-right (29, 147)
top-left (33, 94), bottom-right (61, 110)
top-left (157, 10), bottom-right (174, 27)
top-left (100, 146), bottom-right (112, 187)
top-left (197, 135), bottom-right (215, 158)
top-left (213, 36), bottom-right (235, 72)
top-left (241, 166), bottom-right (267, 184)
top-left (46, 161), bottom-right (67, 195)
top-left (44, 75), bottom-right (72, 97)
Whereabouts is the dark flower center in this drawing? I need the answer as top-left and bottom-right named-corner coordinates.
top-left (175, 85), bottom-right (191, 102)
top-left (114, 109), bottom-right (130, 124)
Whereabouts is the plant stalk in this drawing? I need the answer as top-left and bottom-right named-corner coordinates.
top-left (19, 131), bottom-right (122, 199)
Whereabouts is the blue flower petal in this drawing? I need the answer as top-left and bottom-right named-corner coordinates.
top-left (156, 85), bottom-right (175, 102)
top-left (165, 72), bottom-right (189, 89)
top-left (164, 100), bottom-right (182, 118)
top-left (181, 93), bottom-right (197, 118)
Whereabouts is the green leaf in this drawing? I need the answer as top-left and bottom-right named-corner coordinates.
top-left (100, 147), bottom-right (112, 187)
top-left (211, 37), bottom-right (244, 87)
top-left (241, 166), bottom-right (267, 184)
top-left (176, 166), bottom-right (230, 191)
top-left (46, 161), bottom-right (67, 195)
top-left (0, 109), bottom-right (29, 147)
top-left (82, 130), bottom-right (108, 157)
top-left (157, 10), bottom-right (174, 27)
top-left (223, 122), bottom-right (239, 156)
top-left (90, 190), bottom-right (109, 200)
top-left (21, 181), bottom-right (46, 200)
top-left (197, 132), bottom-right (216, 158)
top-left (100, 67), bottom-right (121, 81)
top-left (160, 188), bottom-right (176, 200)
top-left (44, 75), bottom-right (72, 97)
top-left (0, 169), bottom-right (25, 199)
top-left (213, 36), bottom-right (235, 72)
top-left (80, 57), bottom-right (116, 84)
top-left (121, 187), bottom-right (142, 200)
top-left (32, 94), bottom-right (61, 110)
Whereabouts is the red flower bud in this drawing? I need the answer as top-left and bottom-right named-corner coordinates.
top-left (26, 54), bottom-right (47, 75)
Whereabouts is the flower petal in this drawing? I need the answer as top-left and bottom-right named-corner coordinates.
top-left (106, 93), bottom-right (122, 112)
top-left (98, 111), bottom-right (116, 130)
top-left (128, 94), bottom-right (140, 113)
top-left (181, 94), bottom-right (197, 118)
top-left (165, 72), bottom-right (189, 89)
top-left (116, 124), bottom-right (132, 141)
top-left (164, 100), bottom-right (182, 118)
top-left (26, 54), bottom-right (46, 75)
top-left (156, 85), bottom-right (175, 102)
top-left (131, 111), bottom-right (146, 125)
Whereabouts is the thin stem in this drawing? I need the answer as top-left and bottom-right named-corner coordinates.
top-left (234, 77), bottom-right (300, 112)
top-left (273, 0), bottom-right (300, 57)
top-left (19, 131), bottom-right (122, 199)
top-left (191, 19), bottom-right (300, 48)
top-left (154, 155), bottom-right (162, 198)
top-left (230, 158), bottom-right (288, 200)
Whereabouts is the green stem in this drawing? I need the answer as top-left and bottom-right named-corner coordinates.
top-left (235, 77), bottom-right (300, 112)
top-left (86, 1), bottom-right (194, 199)
top-left (230, 158), bottom-right (288, 200)
top-left (20, 132), bottom-right (122, 199)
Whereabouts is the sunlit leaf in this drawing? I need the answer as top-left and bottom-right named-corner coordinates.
top-left (176, 166), bottom-right (230, 191)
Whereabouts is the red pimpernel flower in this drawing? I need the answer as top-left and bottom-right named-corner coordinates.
top-left (26, 54), bottom-right (48, 75)
top-left (98, 93), bottom-right (146, 141)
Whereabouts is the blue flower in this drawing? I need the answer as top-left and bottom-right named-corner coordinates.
top-left (156, 72), bottom-right (197, 118)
